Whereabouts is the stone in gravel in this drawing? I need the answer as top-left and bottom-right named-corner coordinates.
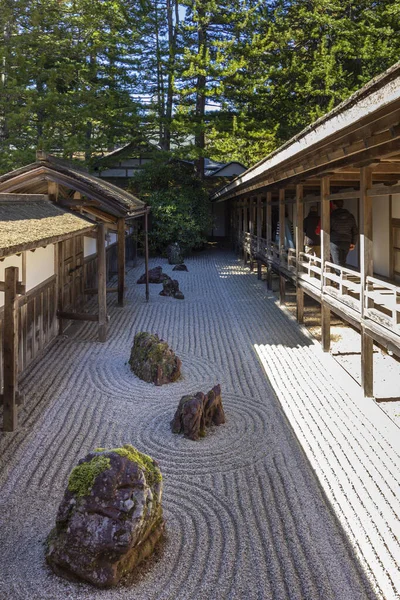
top-left (129, 332), bottom-right (181, 385)
top-left (167, 242), bottom-right (184, 265)
top-left (172, 264), bottom-right (188, 272)
top-left (136, 266), bottom-right (169, 284)
top-left (45, 444), bottom-right (164, 588)
top-left (159, 278), bottom-right (184, 300)
top-left (171, 384), bottom-right (225, 441)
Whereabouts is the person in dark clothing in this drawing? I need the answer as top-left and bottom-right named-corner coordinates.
top-left (303, 205), bottom-right (320, 256)
top-left (330, 200), bottom-right (358, 267)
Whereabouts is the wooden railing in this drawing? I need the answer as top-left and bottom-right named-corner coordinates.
top-left (298, 252), bottom-right (322, 287)
top-left (364, 276), bottom-right (400, 332)
top-left (323, 262), bottom-right (362, 312)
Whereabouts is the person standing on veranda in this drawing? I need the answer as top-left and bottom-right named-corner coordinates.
top-left (303, 205), bottom-right (321, 257)
top-left (330, 200), bottom-right (358, 267)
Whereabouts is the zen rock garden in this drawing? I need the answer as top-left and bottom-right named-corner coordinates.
top-left (171, 384), bottom-right (226, 441)
top-left (136, 261), bottom-right (186, 300)
top-left (129, 332), bottom-right (182, 385)
top-left (46, 445), bottom-right (164, 588)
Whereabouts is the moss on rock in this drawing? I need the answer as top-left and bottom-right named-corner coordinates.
top-left (68, 455), bottom-right (111, 498)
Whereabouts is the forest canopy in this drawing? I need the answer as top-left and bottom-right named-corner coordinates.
top-left (1, 0), bottom-right (399, 174)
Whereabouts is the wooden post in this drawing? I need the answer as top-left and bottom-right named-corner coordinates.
top-left (250, 198), bottom-right (255, 271)
top-left (243, 199), bottom-right (248, 264)
top-left (117, 218), bottom-right (125, 307)
top-left (97, 223), bottom-right (107, 342)
top-left (256, 196), bottom-right (262, 252)
top-left (57, 240), bottom-right (64, 335)
top-left (238, 202), bottom-right (243, 255)
top-left (321, 177), bottom-right (331, 351)
top-left (360, 166), bottom-right (373, 396)
top-left (295, 184), bottom-right (304, 322)
top-left (361, 328), bottom-right (373, 397)
top-left (144, 211), bottom-right (150, 302)
top-left (3, 267), bottom-right (18, 431)
top-left (279, 189), bottom-right (286, 304)
top-left (266, 192), bottom-right (272, 289)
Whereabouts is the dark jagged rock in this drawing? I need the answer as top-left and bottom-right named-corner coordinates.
top-left (171, 384), bottom-right (225, 441)
top-left (172, 264), bottom-right (188, 272)
top-left (166, 243), bottom-right (184, 265)
top-left (45, 445), bottom-right (164, 588)
top-left (137, 266), bottom-right (169, 284)
top-left (129, 332), bottom-right (181, 385)
top-left (159, 278), bottom-right (184, 300)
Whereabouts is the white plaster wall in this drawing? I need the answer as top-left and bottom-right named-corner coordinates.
top-left (0, 254), bottom-right (23, 308)
top-left (372, 195), bottom-right (390, 278)
top-left (392, 194), bottom-right (400, 218)
top-left (84, 236), bottom-right (97, 257)
top-left (26, 245), bottom-right (54, 291)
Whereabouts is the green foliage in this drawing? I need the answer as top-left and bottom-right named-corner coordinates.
top-left (68, 455), bottom-right (111, 498)
top-left (130, 158), bottom-right (212, 254)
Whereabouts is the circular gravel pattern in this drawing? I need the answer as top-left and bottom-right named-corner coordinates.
top-left (0, 254), bottom-right (377, 600)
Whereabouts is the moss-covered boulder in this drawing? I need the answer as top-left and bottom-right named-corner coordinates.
top-left (129, 332), bottom-right (181, 385)
top-left (159, 278), bottom-right (184, 300)
top-left (46, 445), bottom-right (164, 588)
top-left (171, 384), bottom-right (225, 441)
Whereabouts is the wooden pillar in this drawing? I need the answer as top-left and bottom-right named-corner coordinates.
top-left (97, 223), bottom-right (107, 342)
top-left (243, 199), bottom-right (249, 264)
top-left (117, 218), bottom-right (125, 307)
top-left (256, 196), bottom-right (262, 252)
top-left (321, 177), bottom-right (331, 351)
top-left (3, 267), bottom-right (19, 431)
top-left (279, 189), bottom-right (286, 304)
top-left (238, 202), bottom-right (243, 254)
top-left (360, 166), bottom-right (373, 396)
top-left (266, 192), bottom-right (272, 289)
top-left (57, 240), bottom-right (64, 335)
top-left (296, 184), bottom-right (304, 322)
top-left (250, 198), bottom-right (255, 271)
top-left (144, 211), bottom-right (150, 302)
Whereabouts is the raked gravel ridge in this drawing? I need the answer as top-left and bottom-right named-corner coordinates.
top-left (0, 251), bottom-right (383, 600)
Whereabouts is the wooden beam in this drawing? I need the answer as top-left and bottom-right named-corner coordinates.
top-left (117, 217), bottom-right (125, 307)
top-left (279, 189), bottom-right (285, 304)
top-left (321, 303), bottom-right (331, 352)
top-left (57, 241), bottom-right (64, 335)
top-left (3, 267), bottom-right (19, 431)
top-left (0, 282), bottom-right (25, 294)
top-left (97, 223), bottom-right (107, 342)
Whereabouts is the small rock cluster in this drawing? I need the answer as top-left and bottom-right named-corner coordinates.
top-left (46, 445), bottom-right (164, 588)
top-left (136, 264), bottom-right (185, 300)
top-left (129, 332), bottom-right (181, 385)
top-left (172, 264), bottom-right (188, 272)
top-left (171, 384), bottom-right (225, 441)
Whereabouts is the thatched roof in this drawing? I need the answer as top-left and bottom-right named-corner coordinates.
top-left (0, 153), bottom-right (146, 219)
top-left (0, 194), bottom-right (95, 258)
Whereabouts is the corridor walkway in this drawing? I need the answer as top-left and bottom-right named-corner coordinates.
top-left (0, 251), bottom-right (397, 600)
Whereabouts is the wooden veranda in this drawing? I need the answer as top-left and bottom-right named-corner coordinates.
top-left (212, 62), bottom-right (400, 398)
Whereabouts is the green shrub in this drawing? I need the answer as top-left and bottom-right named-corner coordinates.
top-left (129, 157), bottom-right (212, 255)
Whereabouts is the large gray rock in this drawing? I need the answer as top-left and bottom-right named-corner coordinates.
top-left (137, 266), bottom-right (169, 284)
top-left (171, 384), bottom-right (225, 441)
top-left (129, 332), bottom-right (182, 385)
top-left (167, 243), bottom-right (184, 265)
top-left (46, 445), bottom-right (164, 588)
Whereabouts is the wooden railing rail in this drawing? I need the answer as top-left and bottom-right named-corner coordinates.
top-left (365, 276), bottom-right (400, 331)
